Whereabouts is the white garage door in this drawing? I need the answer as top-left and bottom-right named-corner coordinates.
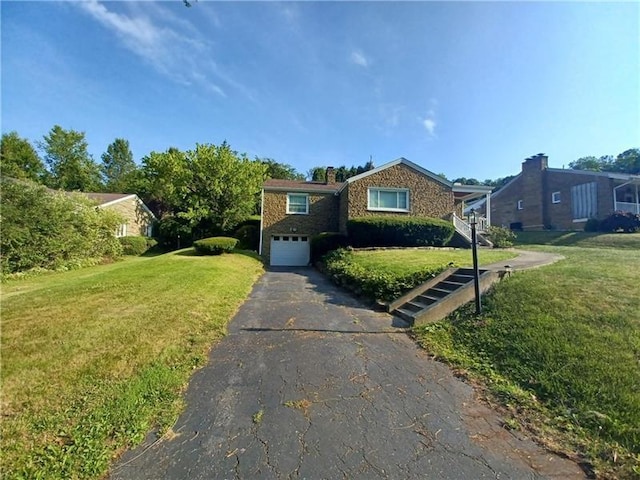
top-left (270, 235), bottom-right (310, 266)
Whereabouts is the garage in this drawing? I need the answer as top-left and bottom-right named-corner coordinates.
top-left (270, 235), bottom-right (310, 266)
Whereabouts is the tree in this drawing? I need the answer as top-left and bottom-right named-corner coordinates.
top-left (261, 158), bottom-right (305, 180)
top-left (139, 142), bottom-right (266, 244)
top-left (307, 167), bottom-right (326, 182)
top-left (40, 125), bottom-right (102, 191)
top-left (1, 132), bottom-right (46, 182)
top-left (569, 156), bottom-right (607, 172)
top-left (101, 138), bottom-right (138, 192)
top-left (611, 148), bottom-right (640, 175)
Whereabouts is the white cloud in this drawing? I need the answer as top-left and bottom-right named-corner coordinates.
top-left (350, 49), bottom-right (369, 68)
top-left (420, 105), bottom-right (437, 138)
top-left (75, 1), bottom-right (233, 97)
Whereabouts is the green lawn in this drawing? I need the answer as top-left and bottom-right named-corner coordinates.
top-left (413, 244), bottom-right (640, 478)
top-left (515, 230), bottom-right (640, 250)
top-left (1, 250), bottom-right (263, 479)
top-left (349, 248), bottom-right (517, 275)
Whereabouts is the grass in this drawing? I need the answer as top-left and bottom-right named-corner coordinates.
top-left (514, 230), bottom-right (640, 250)
top-left (412, 244), bottom-right (640, 478)
top-left (1, 250), bottom-right (264, 479)
top-left (348, 248), bottom-right (518, 275)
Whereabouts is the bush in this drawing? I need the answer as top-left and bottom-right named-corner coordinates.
top-left (233, 225), bottom-right (259, 251)
top-left (321, 249), bottom-right (447, 301)
top-left (1, 180), bottom-right (123, 274)
top-left (599, 211), bottom-right (640, 233)
top-left (156, 215), bottom-right (193, 250)
top-left (118, 236), bottom-right (149, 256)
top-left (584, 218), bottom-right (600, 232)
top-left (347, 216), bottom-right (454, 248)
top-left (310, 232), bottom-right (349, 262)
top-left (487, 226), bottom-right (516, 248)
top-left (193, 236), bottom-right (238, 255)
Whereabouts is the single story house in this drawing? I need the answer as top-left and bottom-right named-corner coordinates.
top-left (85, 193), bottom-right (157, 237)
top-left (259, 157), bottom-right (492, 266)
top-left (490, 153), bottom-right (640, 231)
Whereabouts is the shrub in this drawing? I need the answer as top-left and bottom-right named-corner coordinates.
top-left (310, 232), bottom-right (349, 262)
top-left (599, 211), bottom-right (640, 233)
top-left (233, 225), bottom-right (259, 251)
top-left (193, 236), bottom-right (238, 255)
top-left (322, 249), bottom-right (448, 301)
top-left (347, 216), bottom-right (454, 248)
top-left (156, 215), bottom-right (193, 250)
top-left (119, 236), bottom-right (151, 256)
top-left (1, 179), bottom-right (123, 274)
top-left (584, 218), bottom-right (600, 232)
top-left (487, 226), bottom-right (516, 248)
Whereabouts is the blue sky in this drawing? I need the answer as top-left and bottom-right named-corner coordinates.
top-left (2, 1), bottom-right (638, 181)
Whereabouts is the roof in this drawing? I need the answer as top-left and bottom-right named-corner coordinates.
top-left (84, 192), bottom-right (136, 206)
top-left (339, 157), bottom-right (452, 191)
top-left (263, 179), bottom-right (345, 193)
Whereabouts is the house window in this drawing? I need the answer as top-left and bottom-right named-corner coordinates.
top-left (368, 188), bottom-right (409, 212)
top-left (116, 224), bottom-right (127, 237)
top-left (571, 182), bottom-right (597, 221)
top-left (552, 192), bottom-right (561, 204)
top-left (287, 193), bottom-right (309, 214)
top-left (517, 200), bottom-right (523, 210)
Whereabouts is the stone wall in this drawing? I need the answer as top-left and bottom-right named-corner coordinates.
top-left (345, 164), bottom-right (454, 223)
top-left (261, 190), bottom-right (340, 261)
top-left (106, 197), bottom-right (155, 237)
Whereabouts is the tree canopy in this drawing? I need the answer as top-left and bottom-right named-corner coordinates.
top-left (1, 132), bottom-right (46, 182)
top-left (101, 138), bottom-right (138, 193)
top-left (40, 125), bottom-right (102, 191)
top-left (569, 149), bottom-right (639, 175)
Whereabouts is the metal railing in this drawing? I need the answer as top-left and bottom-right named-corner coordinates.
top-left (615, 202), bottom-right (640, 214)
top-left (453, 213), bottom-right (489, 238)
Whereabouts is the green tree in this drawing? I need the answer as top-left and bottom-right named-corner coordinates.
top-left (612, 148), bottom-right (640, 174)
top-left (261, 158), bottom-right (305, 180)
top-left (569, 155), bottom-right (611, 172)
top-left (101, 138), bottom-right (138, 192)
top-left (1, 132), bottom-right (46, 182)
top-left (40, 125), bottom-right (102, 191)
top-left (307, 167), bottom-right (326, 182)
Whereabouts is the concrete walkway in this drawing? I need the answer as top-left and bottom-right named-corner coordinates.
top-left (110, 264), bottom-right (582, 480)
top-left (483, 249), bottom-right (565, 272)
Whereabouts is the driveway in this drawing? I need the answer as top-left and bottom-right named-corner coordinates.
top-left (110, 268), bottom-right (584, 479)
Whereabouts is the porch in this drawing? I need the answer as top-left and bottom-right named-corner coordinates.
top-left (452, 184), bottom-right (494, 246)
top-left (614, 179), bottom-right (640, 214)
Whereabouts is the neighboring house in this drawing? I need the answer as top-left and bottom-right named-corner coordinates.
top-left (490, 153), bottom-right (640, 231)
top-left (259, 157), bottom-right (492, 266)
top-left (84, 193), bottom-right (157, 237)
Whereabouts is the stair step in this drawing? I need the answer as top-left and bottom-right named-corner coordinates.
top-left (437, 280), bottom-right (465, 291)
top-left (395, 308), bottom-right (416, 322)
top-left (416, 294), bottom-right (438, 305)
top-left (427, 287), bottom-right (451, 297)
top-left (448, 274), bottom-right (474, 284)
top-left (405, 300), bottom-right (432, 310)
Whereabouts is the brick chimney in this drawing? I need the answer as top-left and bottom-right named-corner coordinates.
top-left (522, 153), bottom-right (548, 173)
top-left (325, 166), bottom-right (336, 184)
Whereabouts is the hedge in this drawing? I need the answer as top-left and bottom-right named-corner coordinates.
top-left (310, 232), bottom-right (349, 262)
top-left (193, 236), bottom-right (238, 255)
top-left (347, 216), bottom-right (454, 248)
top-left (233, 225), bottom-right (259, 251)
top-left (118, 236), bottom-right (158, 256)
top-left (598, 211), bottom-right (640, 233)
top-left (321, 249), bottom-right (447, 301)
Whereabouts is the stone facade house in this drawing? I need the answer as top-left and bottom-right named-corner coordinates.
top-left (259, 158), bottom-right (492, 266)
top-left (85, 193), bottom-right (157, 237)
top-left (490, 154), bottom-right (640, 231)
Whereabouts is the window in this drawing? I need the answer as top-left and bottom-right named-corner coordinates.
top-left (571, 182), bottom-right (597, 221)
top-left (368, 188), bottom-right (409, 212)
top-left (287, 193), bottom-right (309, 214)
top-left (517, 200), bottom-right (523, 210)
top-left (552, 192), bottom-right (561, 204)
top-left (116, 224), bottom-right (127, 237)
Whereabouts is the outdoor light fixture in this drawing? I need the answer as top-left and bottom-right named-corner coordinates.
top-left (469, 209), bottom-right (482, 315)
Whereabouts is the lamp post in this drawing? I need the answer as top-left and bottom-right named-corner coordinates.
top-left (469, 209), bottom-right (482, 315)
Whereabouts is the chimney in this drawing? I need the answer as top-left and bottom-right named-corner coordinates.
top-left (522, 153), bottom-right (548, 172)
top-left (325, 166), bottom-right (336, 184)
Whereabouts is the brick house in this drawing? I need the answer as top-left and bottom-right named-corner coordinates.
top-left (259, 158), bottom-right (492, 266)
top-left (85, 193), bottom-right (157, 237)
top-left (490, 154), bottom-right (640, 231)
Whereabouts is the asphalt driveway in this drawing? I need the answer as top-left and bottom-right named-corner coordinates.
top-left (110, 267), bottom-right (584, 479)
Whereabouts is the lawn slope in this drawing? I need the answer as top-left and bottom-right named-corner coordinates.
top-left (1, 251), bottom-right (263, 479)
top-left (413, 245), bottom-right (640, 478)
